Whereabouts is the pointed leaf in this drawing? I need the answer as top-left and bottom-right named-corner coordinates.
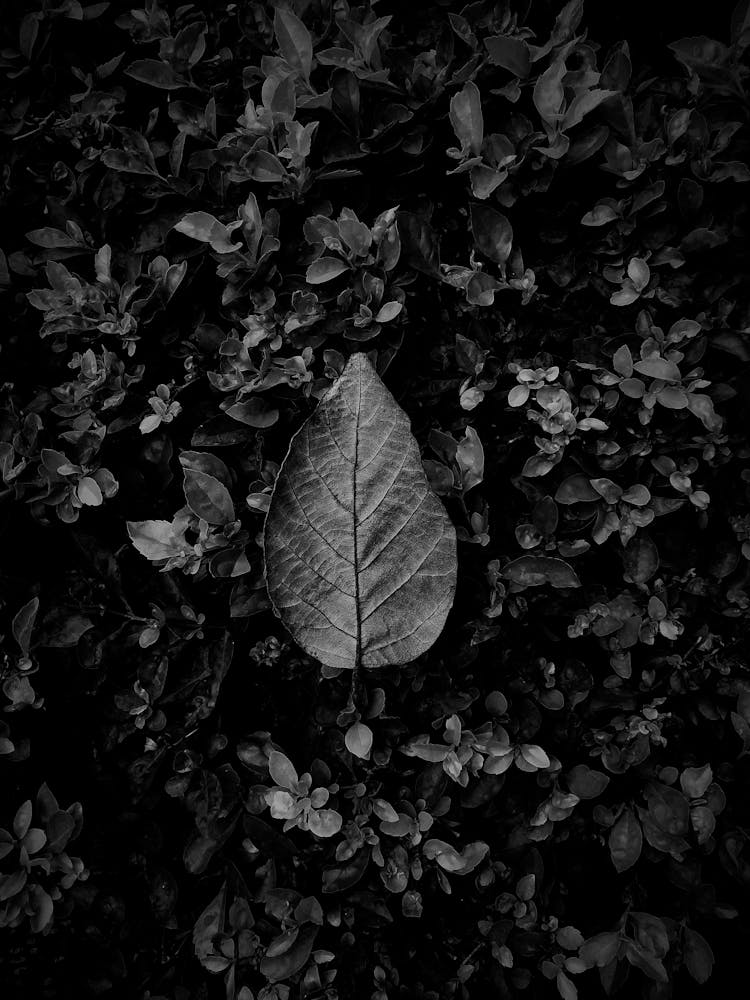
top-left (274, 9), bottom-right (313, 80)
top-left (263, 353), bottom-right (457, 670)
top-left (449, 81), bottom-right (484, 156)
top-left (12, 598), bottom-right (39, 656)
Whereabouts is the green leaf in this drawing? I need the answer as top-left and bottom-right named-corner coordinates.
top-left (449, 81), bottom-right (484, 157)
top-left (274, 8), bottom-right (313, 79)
top-left (263, 353), bottom-right (457, 671)
top-left (609, 807), bottom-right (642, 872)
top-left (470, 204), bottom-right (513, 264)
top-left (306, 257), bottom-right (349, 284)
top-left (183, 469), bottom-right (235, 524)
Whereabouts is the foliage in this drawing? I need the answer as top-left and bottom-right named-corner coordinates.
top-left (1, 0), bottom-right (750, 997)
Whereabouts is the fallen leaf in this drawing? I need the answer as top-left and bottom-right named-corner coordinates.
top-left (264, 353), bottom-right (457, 670)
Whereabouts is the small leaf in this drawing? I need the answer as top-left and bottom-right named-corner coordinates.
top-left (374, 301), bottom-right (402, 323)
top-left (193, 882), bottom-right (227, 965)
top-left (449, 81), bottom-right (484, 156)
top-left (127, 520), bottom-right (186, 562)
top-left (306, 257), bottom-right (349, 284)
top-left (609, 808), bottom-right (642, 872)
top-left (307, 809), bottom-right (342, 838)
top-left (345, 722), bottom-right (373, 759)
top-left (263, 354), bottom-right (457, 671)
top-left (267, 750), bottom-right (299, 790)
top-left (555, 475), bottom-right (599, 504)
top-left (183, 469), bottom-right (235, 524)
top-left (484, 35), bottom-right (531, 77)
top-left (13, 800), bottom-right (32, 839)
top-left (566, 765), bottom-right (610, 799)
top-left (174, 212), bottom-right (242, 253)
top-left (683, 928), bottom-right (714, 984)
top-left (519, 744), bottom-right (550, 769)
top-left (581, 204), bottom-right (619, 226)
top-left (225, 399), bottom-right (279, 428)
top-left (508, 385), bottom-right (530, 407)
top-left (627, 258), bottom-right (650, 291)
top-left (274, 8), bottom-right (313, 79)
top-left (12, 598), bottom-right (39, 656)
top-left (26, 228), bottom-right (82, 249)
top-left (321, 847), bottom-right (369, 893)
top-left (680, 764), bottom-right (712, 799)
top-left (470, 204), bottom-right (513, 264)
top-left (503, 555), bottom-right (580, 589)
top-left (612, 345), bottom-right (634, 377)
top-left (484, 35), bottom-right (531, 79)
top-left (125, 59), bottom-right (187, 90)
top-left (533, 57), bottom-right (566, 122)
top-left (623, 534), bottom-right (659, 583)
top-left (580, 931), bottom-right (621, 968)
top-left (261, 924), bottom-right (318, 982)
top-left (633, 357), bottom-right (681, 381)
top-left (76, 476), bottom-right (103, 506)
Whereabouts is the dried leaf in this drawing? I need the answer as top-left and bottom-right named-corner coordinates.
top-left (263, 353), bottom-right (457, 670)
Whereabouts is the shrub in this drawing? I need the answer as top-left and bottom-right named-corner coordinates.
top-left (1, 1), bottom-right (749, 997)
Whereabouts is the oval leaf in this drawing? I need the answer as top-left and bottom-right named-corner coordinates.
top-left (260, 925), bottom-right (318, 982)
top-left (345, 721), bottom-right (373, 759)
top-left (183, 469), bottom-right (235, 524)
top-left (470, 203), bottom-right (514, 264)
top-left (306, 257), bottom-right (349, 284)
top-left (609, 807), bottom-right (642, 872)
top-left (263, 353), bottom-right (457, 671)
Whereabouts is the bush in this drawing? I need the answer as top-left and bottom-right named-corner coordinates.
top-left (1, 1), bottom-right (750, 997)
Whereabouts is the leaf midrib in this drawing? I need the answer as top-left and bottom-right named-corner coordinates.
top-left (353, 365), bottom-right (362, 669)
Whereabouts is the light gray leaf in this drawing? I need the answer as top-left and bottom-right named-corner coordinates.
top-left (263, 353), bottom-right (457, 670)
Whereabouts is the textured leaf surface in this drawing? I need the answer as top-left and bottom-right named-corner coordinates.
top-left (263, 353), bottom-right (457, 670)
